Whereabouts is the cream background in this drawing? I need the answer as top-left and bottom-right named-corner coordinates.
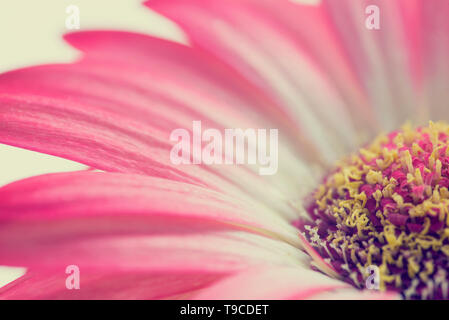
top-left (0, 0), bottom-right (315, 292)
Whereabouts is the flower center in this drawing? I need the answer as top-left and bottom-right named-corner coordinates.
top-left (296, 121), bottom-right (449, 299)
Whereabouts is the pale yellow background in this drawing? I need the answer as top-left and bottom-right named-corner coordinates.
top-left (0, 0), bottom-right (315, 290)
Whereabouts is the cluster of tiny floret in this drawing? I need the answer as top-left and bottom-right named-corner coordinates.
top-left (297, 122), bottom-right (449, 299)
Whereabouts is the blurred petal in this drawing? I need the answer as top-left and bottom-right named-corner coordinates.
top-left (146, 0), bottom-right (372, 160)
top-left (0, 31), bottom-right (318, 220)
top-left (193, 266), bottom-right (399, 299)
top-left (419, 0), bottom-right (449, 121)
top-left (0, 269), bottom-right (226, 300)
top-left (147, 0), bottom-right (449, 145)
top-left (193, 266), bottom-right (349, 299)
top-left (0, 171), bottom-right (306, 270)
top-left (322, 0), bottom-right (422, 128)
top-left (310, 288), bottom-right (400, 300)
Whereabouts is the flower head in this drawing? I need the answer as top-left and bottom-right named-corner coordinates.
top-left (298, 122), bottom-right (449, 299)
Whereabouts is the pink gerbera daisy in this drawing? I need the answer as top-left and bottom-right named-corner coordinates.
top-left (0, 0), bottom-right (448, 300)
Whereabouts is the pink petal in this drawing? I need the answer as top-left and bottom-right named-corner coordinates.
top-left (309, 288), bottom-right (400, 300)
top-left (192, 266), bottom-right (349, 299)
top-left (193, 266), bottom-right (399, 300)
top-left (62, 31), bottom-right (325, 161)
top-left (0, 31), bottom-right (314, 219)
top-left (146, 0), bottom-right (374, 158)
top-left (419, 0), bottom-right (449, 119)
top-left (0, 269), bottom-right (226, 300)
top-left (64, 31), bottom-right (298, 137)
top-left (146, 0), bottom-right (446, 139)
top-left (0, 171), bottom-right (306, 270)
top-left (321, 0), bottom-right (423, 128)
